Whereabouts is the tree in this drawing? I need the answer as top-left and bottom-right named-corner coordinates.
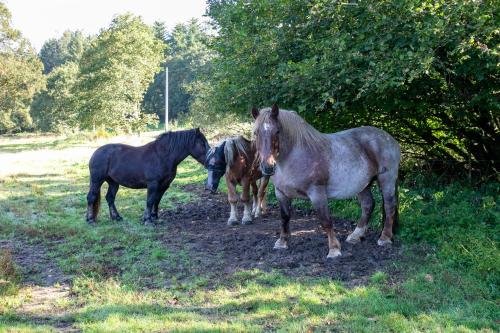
top-left (31, 62), bottom-right (79, 132)
top-left (142, 20), bottom-right (212, 122)
top-left (206, 0), bottom-right (499, 176)
top-left (0, 2), bottom-right (45, 134)
top-left (38, 30), bottom-right (90, 74)
top-left (74, 14), bottom-right (164, 131)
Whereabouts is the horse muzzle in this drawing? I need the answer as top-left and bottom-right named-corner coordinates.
top-left (260, 162), bottom-right (276, 176)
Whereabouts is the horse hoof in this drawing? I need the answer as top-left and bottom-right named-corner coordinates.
top-left (327, 249), bottom-right (342, 259)
top-left (112, 215), bottom-right (123, 221)
top-left (346, 226), bottom-right (367, 244)
top-left (87, 219), bottom-right (96, 225)
top-left (273, 239), bottom-right (288, 249)
top-left (227, 219), bottom-right (239, 226)
top-left (241, 217), bottom-right (253, 225)
top-left (377, 238), bottom-right (392, 246)
top-left (143, 220), bottom-right (154, 227)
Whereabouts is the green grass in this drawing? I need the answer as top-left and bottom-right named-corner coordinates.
top-left (0, 131), bottom-right (498, 332)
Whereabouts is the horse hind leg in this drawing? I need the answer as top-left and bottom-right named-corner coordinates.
top-left (86, 179), bottom-right (104, 224)
top-left (226, 177), bottom-right (239, 226)
top-left (105, 180), bottom-right (122, 221)
top-left (377, 173), bottom-right (398, 246)
top-left (346, 185), bottom-right (374, 244)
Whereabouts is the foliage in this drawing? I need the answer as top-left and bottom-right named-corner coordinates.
top-left (206, 0), bottom-right (499, 176)
top-left (38, 30), bottom-right (90, 74)
top-left (31, 62), bottom-right (79, 132)
top-left (0, 2), bottom-right (45, 134)
top-left (74, 14), bottom-right (164, 132)
top-left (142, 20), bottom-right (212, 122)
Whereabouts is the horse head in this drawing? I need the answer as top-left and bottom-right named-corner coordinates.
top-left (252, 103), bottom-right (280, 176)
top-left (205, 141), bottom-right (226, 193)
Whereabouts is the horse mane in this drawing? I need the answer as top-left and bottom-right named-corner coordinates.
top-left (155, 129), bottom-right (197, 154)
top-left (224, 136), bottom-right (252, 169)
top-left (253, 108), bottom-right (329, 154)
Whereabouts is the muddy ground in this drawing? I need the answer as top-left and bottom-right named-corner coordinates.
top-left (159, 185), bottom-right (408, 286)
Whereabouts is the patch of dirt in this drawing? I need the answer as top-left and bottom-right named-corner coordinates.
top-left (158, 185), bottom-right (407, 286)
top-left (0, 239), bottom-right (71, 286)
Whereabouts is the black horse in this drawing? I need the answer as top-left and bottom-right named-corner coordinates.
top-left (86, 128), bottom-right (209, 225)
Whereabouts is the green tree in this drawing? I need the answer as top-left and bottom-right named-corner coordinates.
top-left (38, 30), bottom-right (90, 74)
top-left (142, 20), bottom-right (212, 122)
top-left (31, 62), bottom-right (79, 132)
top-left (206, 0), bottom-right (499, 176)
top-left (0, 2), bottom-right (45, 134)
top-left (75, 14), bottom-right (164, 132)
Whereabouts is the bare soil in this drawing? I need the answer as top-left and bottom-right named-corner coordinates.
top-left (158, 185), bottom-right (407, 286)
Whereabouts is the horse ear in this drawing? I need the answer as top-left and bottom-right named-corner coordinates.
top-left (271, 103), bottom-right (279, 119)
top-left (251, 107), bottom-right (259, 119)
top-left (195, 127), bottom-right (200, 133)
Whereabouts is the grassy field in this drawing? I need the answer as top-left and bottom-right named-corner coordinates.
top-left (0, 131), bottom-right (498, 332)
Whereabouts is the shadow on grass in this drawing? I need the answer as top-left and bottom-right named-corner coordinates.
top-left (2, 271), bottom-right (497, 332)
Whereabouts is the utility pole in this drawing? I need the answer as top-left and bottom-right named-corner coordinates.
top-left (165, 67), bottom-right (169, 131)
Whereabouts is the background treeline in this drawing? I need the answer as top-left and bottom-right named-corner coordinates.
top-left (0, 0), bottom-right (498, 177)
top-left (0, 2), bottom-right (210, 134)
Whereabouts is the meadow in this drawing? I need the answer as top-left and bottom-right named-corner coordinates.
top-left (0, 130), bottom-right (498, 333)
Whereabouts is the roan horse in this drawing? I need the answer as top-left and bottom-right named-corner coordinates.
top-left (205, 136), bottom-right (270, 225)
top-left (252, 104), bottom-right (400, 258)
top-left (86, 128), bottom-right (209, 225)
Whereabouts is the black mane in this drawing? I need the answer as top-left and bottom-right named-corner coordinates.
top-left (155, 129), bottom-right (198, 154)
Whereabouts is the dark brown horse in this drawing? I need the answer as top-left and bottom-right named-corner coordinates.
top-left (205, 136), bottom-right (270, 225)
top-left (86, 128), bottom-right (209, 225)
top-left (252, 104), bottom-right (400, 259)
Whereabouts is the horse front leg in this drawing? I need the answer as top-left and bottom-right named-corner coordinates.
top-left (274, 188), bottom-right (291, 249)
top-left (143, 181), bottom-right (160, 226)
top-left (241, 178), bottom-right (253, 225)
top-left (256, 176), bottom-right (270, 216)
top-left (308, 186), bottom-right (341, 258)
top-left (152, 184), bottom-right (169, 220)
top-left (346, 185), bottom-right (374, 244)
top-left (251, 180), bottom-right (258, 217)
top-left (105, 180), bottom-right (122, 221)
top-left (226, 175), bottom-right (239, 226)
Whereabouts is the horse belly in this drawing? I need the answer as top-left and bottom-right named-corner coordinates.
top-left (326, 161), bottom-right (373, 199)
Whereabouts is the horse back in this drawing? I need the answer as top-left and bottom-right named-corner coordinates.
top-left (88, 142), bottom-right (157, 188)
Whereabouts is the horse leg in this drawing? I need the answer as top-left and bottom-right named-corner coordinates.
top-left (346, 185), bottom-right (374, 244)
top-left (308, 186), bottom-right (341, 258)
top-left (152, 184), bottom-right (169, 220)
top-left (274, 188), bottom-right (291, 249)
top-left (258, 176), bottom-right (270, 215)
top-left (241, 178), bottom-right (253, 225)
top-left (377, 173), bottom-right (398, 246)
top-left (226, 175), bottom-right (239, 226)
top-left (143, 182), bottom-right (160, 226)
top-left (251, 180), bottom-right (258, 217)
top-left (105, 180), bottom-right (122, 221)
top-left (86, 179), bottom-right (104, 224)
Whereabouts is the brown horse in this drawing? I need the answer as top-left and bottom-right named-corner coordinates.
top-left (205, 136), bottom-right (270, 225)
top-left (252, 104), bottom-right (400, 258)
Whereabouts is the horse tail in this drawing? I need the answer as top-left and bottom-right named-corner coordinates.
top-left (93, 191), bottom-right (101, 219)
top-left (393, 179), bottom-right (400, 234)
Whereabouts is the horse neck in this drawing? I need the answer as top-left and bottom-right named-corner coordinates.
top-left (156, 134), bottom-right (192, 166)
